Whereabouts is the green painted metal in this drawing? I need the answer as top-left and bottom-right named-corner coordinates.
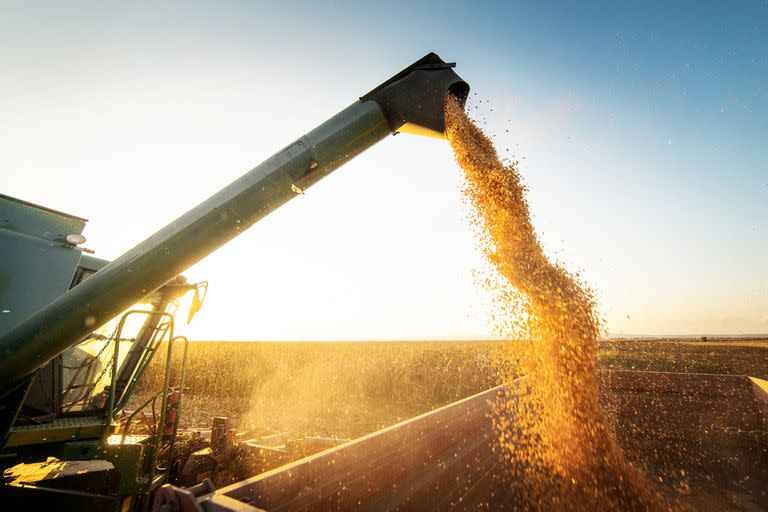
top-left (0, 193), bottom-right (86, 238)
top-left (6, 416), bottom-right (107, 448)
top-left (4, 436), bottom-right (151, 509)
top-left (112, 303), bottom-right (177, 414)
top-left (0, 194), bottom-right (86, 337)
top-left (0, 99), bottom-right (391, 390)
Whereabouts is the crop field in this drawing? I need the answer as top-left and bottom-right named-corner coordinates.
top-left (133, 338), bottom-right (768, 438)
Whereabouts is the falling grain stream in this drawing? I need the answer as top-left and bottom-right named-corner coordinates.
top-left (445, 96), bottom-right (666, 511)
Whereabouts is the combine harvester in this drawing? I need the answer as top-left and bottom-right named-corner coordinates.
top-left (1, 54), bottom-right (766, 511)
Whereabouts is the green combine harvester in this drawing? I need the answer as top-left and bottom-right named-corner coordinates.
top-left (2, 53), bottom-right (766, 512)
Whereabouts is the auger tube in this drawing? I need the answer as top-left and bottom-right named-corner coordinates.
top-left (0, 52), bottom-right (468, 389)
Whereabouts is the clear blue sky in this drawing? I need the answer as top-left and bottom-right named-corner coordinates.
top-left (2, 1), bottom-right (766, 338)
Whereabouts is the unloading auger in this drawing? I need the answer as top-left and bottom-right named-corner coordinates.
top-left (0, 53), bottom-right (468, 391)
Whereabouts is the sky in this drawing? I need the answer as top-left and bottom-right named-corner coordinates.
top-left (1, 1), bottom-right (766, 339)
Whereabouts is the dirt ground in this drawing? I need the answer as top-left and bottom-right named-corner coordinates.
top-left (598, 337), bottom-right (768, 380)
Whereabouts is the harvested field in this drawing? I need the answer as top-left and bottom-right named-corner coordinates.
top-left (133, 338), bottom-right (768, 438)
top-left (600, 338), bottom-right (768, 379)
